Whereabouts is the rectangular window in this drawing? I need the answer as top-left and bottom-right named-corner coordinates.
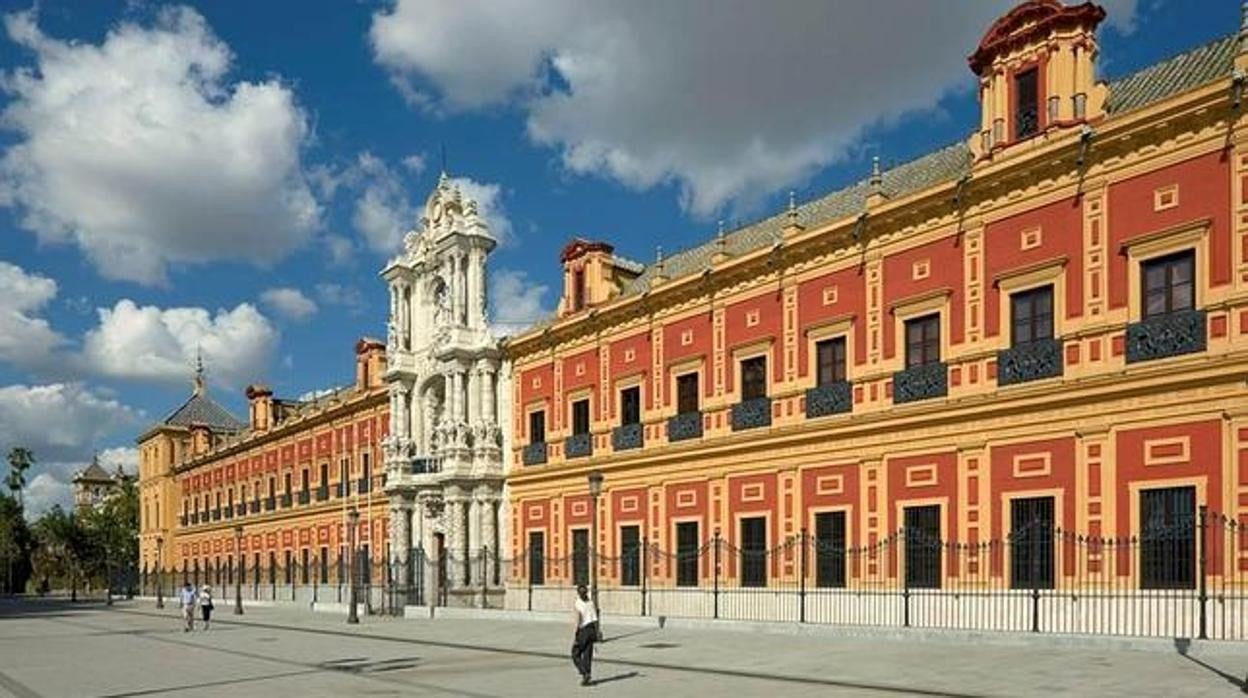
top-left (620, 525), bottom-right (641, 586)
top-left (815, 337), bottom-right (847, 385)
top-left (1011, 285), bottom-right (1054, 346)
top-left (529, 410), bottom-right (546, 444)
top-left (571, 529), bottom-right (590, 586)
top-left (740, 517), bottom-right (767, 588)
top-left (573, 268), bottom-right (586, 312)
top-left (740, 356), bottom-right (768, 401)
top-left (676, 373), bottom-right (700, 415)
top-left (620, 386), bottom-right (641, 426)
top-left (319, 546), bottom-right (329, 584)
top-left (1015, 68), bottom-right (1039, 139)
top-left (284, 473), bottom-right (292, 494)
top-left (904, 505), bottom-right (941, 589)
top-left (528, 531), bottom-right (546, 585)
top-left (905, 314), bottom-right (941, 368)
top-left (815, 511), bottom-right (847, 588)
top-left (301, 469), bottom-right (309, 493)
top-left (1142, 250), bottom-right (1195, 319)
top-left (301, 548), bottom-right (309, 584)
top-left (284, 550), bottom-right (292, 584)
top-left (361, 544), bottom-right (372, 585)
top-left (1010, 496), bottom-right (1055, 589)
top-left (676, 521), bottom-right (700, 587)
top-left (571, 399), bottom-right (590, 436)
top-left (1141, 486), bottom-right (1196, 590)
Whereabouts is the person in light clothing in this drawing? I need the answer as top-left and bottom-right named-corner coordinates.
top-left (570, 584), bottom-right (599, 686)
top-left (178, 581), bottom-right (196, 632)
top-left (198, 584), bottom-right (214, 630)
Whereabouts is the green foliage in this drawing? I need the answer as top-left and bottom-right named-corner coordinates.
top-left (0, 493), bottom-right (33, 593)
top-left (6, 447), bottom-right (34, 507)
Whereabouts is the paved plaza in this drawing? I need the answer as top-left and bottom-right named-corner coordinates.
top-left (0, 599), bottom-right (1244, 697)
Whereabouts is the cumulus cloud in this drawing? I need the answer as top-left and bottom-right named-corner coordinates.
top-left (315, 283), bottom-right (368, 316)
top-left (371, 0), bottom-right (1139, 217)
top-left (347, 151), bottom-right (417, 253)
top-left (0, 261), bottom-right (65, 371)
top-left (260, 287), bottom-right (318, 321)
top-left (79, 299), bottom-right (278, 389)
top-left (449, 177), bottom-right (512, 244)
top-left (22, 472), bottom-right (71, 517)
top-left (0, 6), bottom-right (321, 285)
top-left (323, 233), bottom-right (357, 267)
top-left (488, 269), bottom-right (552, 336)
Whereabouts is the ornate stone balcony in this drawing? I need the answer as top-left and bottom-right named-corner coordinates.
top-left (997, 337), bottom-right (1063, 386)
top-left (565, 432), bottom-right (593, 459)
top-left (612, 423), bottom-right (644, 451)
top-left (805, 381), bottom-right (852, 418)
top-left (1126, 309), bottom-right (1207, 364)
top-left (893, 362), bottom-right (948, 404)
top-left (410, 456), bottom-right (442, 474)
top-left (522, 441), bottom-right (548, 466)
top-left (667, 411), bottom-right (703, 442)
top-left (731, 397), bottom-right (773, 431)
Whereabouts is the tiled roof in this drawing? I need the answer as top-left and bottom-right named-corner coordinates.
top-left (162, 392), bottom-right (244, 431)
top-left (73, 461), bottom-right (112, 483)
top-left (524, 32), bottom-right (1238, 327)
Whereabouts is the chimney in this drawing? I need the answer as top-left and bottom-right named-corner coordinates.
top-left (246, 384), bottom-right (274, 431)
top-left (557, 238), bottom-right (643, 316)
top-left (355, 338), bottom-right (386, 389)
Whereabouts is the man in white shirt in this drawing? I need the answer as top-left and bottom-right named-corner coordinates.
top-left (570, 584), bottom-right (599, 686)
top-left (178, 581), bottom-right (196, 632)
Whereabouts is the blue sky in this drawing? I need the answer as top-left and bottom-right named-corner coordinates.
top-left (0, 0), bottom-right (1237, 514)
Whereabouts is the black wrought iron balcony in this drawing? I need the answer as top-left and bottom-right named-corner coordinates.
top-left (335, 482), bottom-right (345, 498)
top-left (893, 362), bottom-right (948, 404)
top-left (522, 441), bottom-right (548, 466)
top-left (731, 397), bottom-right (772, 431)
top-left (297, 490), bottom-right (310, 506)
top-left (806, 380), bottom-right (852, 418)
top-left (564, 432), bottom-right (593, 459)
top-left (180, 514), bottom-right (188, 527)
top-left (667, 411), bottom-right (703, 442)
top-left (997, 337), bottom-right (1063, 386)
top-left (317, 485), bottom-right (329, 501)
top-left (410, 456), bottom-right (442, 474)
top-left (1016, 106), bottom-right (1039, 139)
top-left (280, 493), bottom-right (292, 508)
top-left (249, 500), bottom-right (260, 514)
top-left (190, 512), bottom-right (199, 525)
top-left (235, 503), bottom-right (246, 517)
top-left (1126, 309), bottom-right (1207, 364)
top-left (612, 423), bottom-right (644, 451)
top-left (224, 506), bottom-right (233, 520)
top-left (265, 496), bottom-right (276, 512)
top-left (357, 476), bottom-right (371, 494)
top-left (212, 507), bottom-right (221, 521)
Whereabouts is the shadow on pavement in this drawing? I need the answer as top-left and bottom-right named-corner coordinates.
top-left (590, 671), bottom-right (640, 686)
top-left (601, 627), bottom-right (659, 644)
top-left (1174, 638), bottom-right (1247, 693)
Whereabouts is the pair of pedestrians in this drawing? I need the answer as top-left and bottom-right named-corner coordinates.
top-left (177, 581), bottom-right (215, 631)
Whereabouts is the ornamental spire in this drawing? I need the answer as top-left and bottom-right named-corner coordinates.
top-left (192, 348), bottom-right (205, 396)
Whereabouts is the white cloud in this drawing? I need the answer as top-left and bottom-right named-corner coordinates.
top-left (0, 382), bottom-right (141, 516)
top-left (323, 233), bottom-right (357, 267)
top-left (349, 151), bottom-right (417, 253)
top-left (297, 386), bottom-right (341, 402)
top-left (0, 261), bottom-right (65, 371)
top-left (402, 154), bottom-right (427, 174)
top-left (98, 446), bottom-right (138, 476)
top-left (0, 6), bottom-right (321, 285)
top-left (371, 0), bottom-right (1139, 217)
top-left (488, 269), bottom-right (552, 336)
top-left (79, 299), bottom-right (278, 389)
top-left (260, 287), bottom-right (318, 321)
top-left (315, 283), bottom-right (368, 316)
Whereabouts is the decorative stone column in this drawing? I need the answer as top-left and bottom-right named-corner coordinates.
top-left (447, 495), bottom-right (467, 589)
top-left (389, 497), bottom-right (414, 601)
top-left (480, 495), bottom-right (497, 586)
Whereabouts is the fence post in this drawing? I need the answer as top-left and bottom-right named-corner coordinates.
top-left (1030, 519), bottom-right (1041, 633)
top-left (640, 536), bottom-right (648, 617)
top-left (799, 528), bottom-right (808, 624)
top-left (1198, 504), bottom-right (1208, 641)
top-left (901, 530), bottom-right (910, 628)
top-left (712, 529), bottom-right (721, 621)
top-left (480, 547), bottom-right (488, 609)
top-left (527, 549), bottom-right (534, 612)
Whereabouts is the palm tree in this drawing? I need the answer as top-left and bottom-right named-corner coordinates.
top-left (6, 448), bottom-right (35, 508)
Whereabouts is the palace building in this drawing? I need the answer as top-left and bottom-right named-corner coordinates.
top-left (136, 343), bottom-right (391, 596)
top-left (502, 0), bottom-right (1248, 624)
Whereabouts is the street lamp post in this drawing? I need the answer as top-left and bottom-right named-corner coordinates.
top-left (587, 470), bottom-right (604, 639)
top-left (233, 525), bottom-right (244, 615)
top-left (155, 536), bottom-right (164, 609)
top-left (347, 508), bottom-right (360, 625)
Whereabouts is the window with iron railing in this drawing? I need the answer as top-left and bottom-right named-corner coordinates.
top-left (1014, 68), bottom-right (1039, 140)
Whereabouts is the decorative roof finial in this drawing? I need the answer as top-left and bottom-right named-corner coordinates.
top-left (786, 190), bottom-right (799, 223)
top-left (717, 219), bottom-right (726, 240)
top-left (869, 156), bottom-right (882, 189)
top-left (193, 347), bottom-right (205, 396)
top-left (655, 245), bottom-right (664, 265)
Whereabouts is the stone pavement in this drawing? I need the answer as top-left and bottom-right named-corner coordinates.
top-left (0, 598), bottom-right (1244, 697)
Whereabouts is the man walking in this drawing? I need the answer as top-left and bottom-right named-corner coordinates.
top-left (570, 584), bottom-right (599, 686)
top-left (178, 580), bottom-right (196, 632)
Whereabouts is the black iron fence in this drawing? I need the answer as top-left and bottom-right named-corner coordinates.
top-left (505, 509), bottom-right (1248, 641)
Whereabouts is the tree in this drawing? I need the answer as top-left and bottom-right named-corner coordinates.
top-left (6, 447), bottom-right (35, 508)
top-left (0, 494), bottom-right (33, 594)
top-left (31, 506), bottom-right (91, 600)
top-left (81, 479), bottom-right (139, 595)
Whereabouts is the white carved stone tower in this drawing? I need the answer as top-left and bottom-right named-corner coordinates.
top-left (382, 171), bottom-right (507, 607)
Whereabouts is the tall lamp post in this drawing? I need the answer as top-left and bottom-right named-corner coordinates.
top-left (155, 536), bottom-right (164, 609)
top-left (233, 525), bottom-right (244, 615)
top-left (587, 470), bottom-right (604, 638)
top-left (347, 508), bottom-right (360, 625)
